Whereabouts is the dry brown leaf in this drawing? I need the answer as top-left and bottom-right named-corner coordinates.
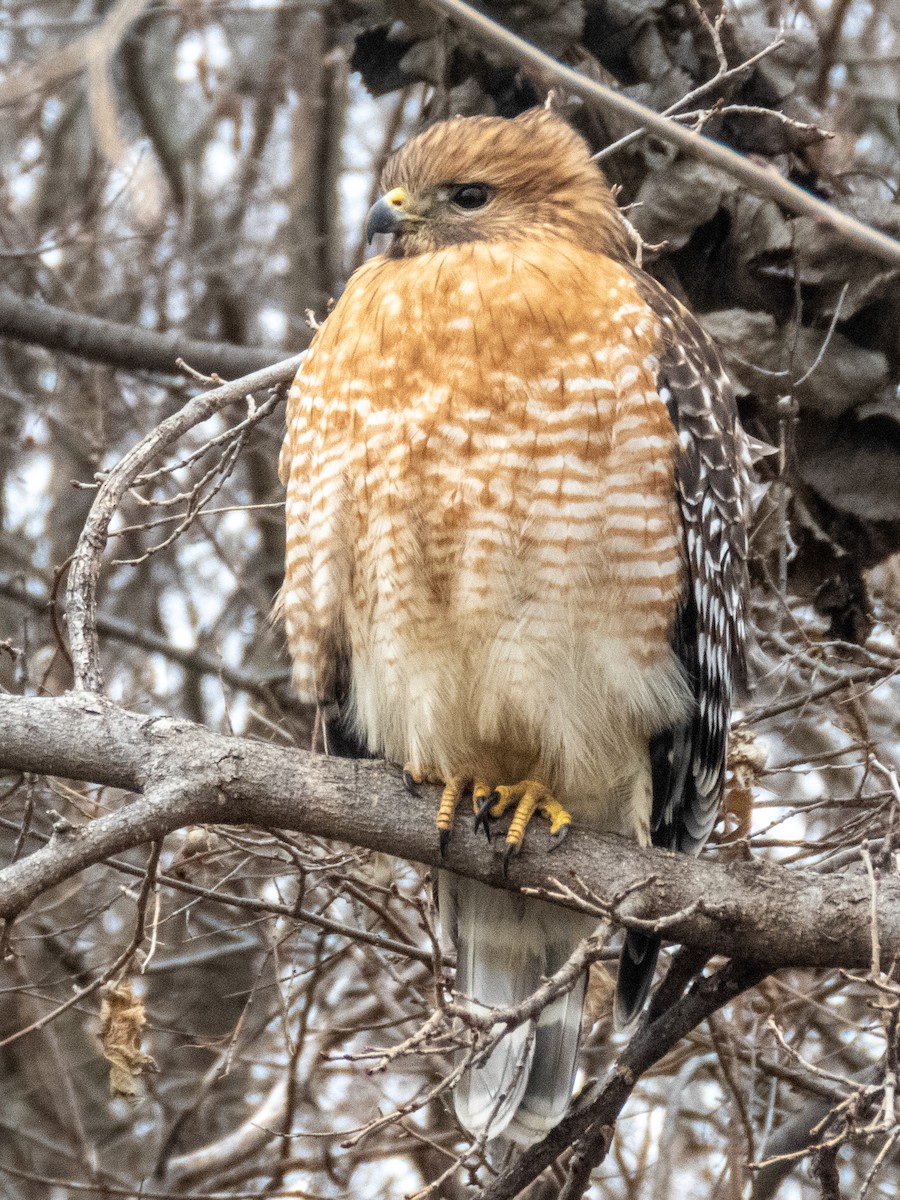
top-left (722, 728), bottom-right (767, 852)
top-left (630, 156), bottom-right (735, 250)
top-left (98, 981), bottom-right (157, 1098)
top-left (584, 960), bottom-right (616, 1028)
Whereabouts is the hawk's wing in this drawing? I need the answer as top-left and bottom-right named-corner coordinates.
top-left (616, 280), bottom-right (751, 1026)
top-left (646, 283), bottom-right (751, 856)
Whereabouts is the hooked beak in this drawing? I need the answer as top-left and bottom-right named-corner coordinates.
top-left (365, 187), bottom-right (412, 243)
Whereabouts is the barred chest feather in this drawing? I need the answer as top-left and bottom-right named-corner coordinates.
top-left (280, 238), bottom-right (690, 834)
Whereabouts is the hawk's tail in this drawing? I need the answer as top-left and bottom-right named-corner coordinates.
top-left (439, 874), bottom-right (596, 1145)
top-left (614, 930), bottom-right (660, 1029)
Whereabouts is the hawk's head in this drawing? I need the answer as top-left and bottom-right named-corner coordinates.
top-left (366, 109), bottom-right (631, 261)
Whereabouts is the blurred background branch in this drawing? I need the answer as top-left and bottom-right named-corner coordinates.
top-left (0, 286), bottom-right (287, 376)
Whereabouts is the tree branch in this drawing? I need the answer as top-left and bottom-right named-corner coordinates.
top-left (0, 578), bottom-right (292, 702)
top-left (0, 0), bottom-right (148, 106)
top-left (64, 355), bottom-right (303, 692)
top-left (0, 691), bottom-right (896, 972)
top-left (0, 286), bottom-right (288, 377)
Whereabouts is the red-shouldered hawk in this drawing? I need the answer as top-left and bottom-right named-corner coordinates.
top-left (278, 109), bottom-right (751, 1146)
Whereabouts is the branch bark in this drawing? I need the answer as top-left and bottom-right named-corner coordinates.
top-left (0, 286), bottom-right (288, 377)
top-left (0, 691), bottom-right (895, 972)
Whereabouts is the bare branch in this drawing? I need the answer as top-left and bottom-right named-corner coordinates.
top-left (64, 356), bottom-right (302, 692)
top-left (0, 286), bottom-right (287, 377)
top-left (2, 692), bottom-right (900, 973)
top-left (0, 578), bottom-right (292, 702)
top-left (591, 37), bottom-right (788, 164)
top-left (0, 0), bottom-right (148, 106)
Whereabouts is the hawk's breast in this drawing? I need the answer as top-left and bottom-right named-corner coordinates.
top-left (280, 239), bottom-right (689, 816)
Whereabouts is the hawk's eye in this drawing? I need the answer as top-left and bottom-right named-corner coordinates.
top-left (449, 184), bottom-right (491, 211)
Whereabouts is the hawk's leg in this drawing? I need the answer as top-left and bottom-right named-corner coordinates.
top-left (475, 781), bottom-right (572, 874)
top-left (405, 765), bottom-right (571, 866)
top-left (435, 776), bottom-right (471, 856)
top-left (404, 767), bottom-right (496, 857)
top-left (435, 779), bottom-right (498, 855)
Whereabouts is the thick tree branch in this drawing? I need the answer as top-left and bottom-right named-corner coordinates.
top-left (0, 692), bottom-right (895, 971)
top-left (0, 286), bottom-right (288, 377)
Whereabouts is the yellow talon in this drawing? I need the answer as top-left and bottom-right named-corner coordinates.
top-left (436, 775), bottom-right (469, 835)
top-left (472, 783), bottom-right (492, 813)
top-left (542, 798), bottom-right (573, 837)
top-left (488, 780), bottom-right (573, 850)
top-left (504, 788), bottom-right (541, 847)
top-left (403, 762), bottom-right (443, 789)
top-left (485, 784), bottom-right (517, 819)
top-left (408, 766), bottom-right (572, 862)
top-left (438, 776), bottom-right (497, 856)
top-left (402, 764), bottom-right (475, 856)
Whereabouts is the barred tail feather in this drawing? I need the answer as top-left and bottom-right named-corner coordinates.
top-left (440, 874), bottom-right (596, 1144)
top-left (504, 967), bottom-right (589, 1145)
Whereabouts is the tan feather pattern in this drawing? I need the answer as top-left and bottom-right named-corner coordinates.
top-left (280, 235), bottom-right (689, 836)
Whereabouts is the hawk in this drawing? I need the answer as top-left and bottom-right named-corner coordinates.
top-left (278, 109), bottom-right (751, 1146)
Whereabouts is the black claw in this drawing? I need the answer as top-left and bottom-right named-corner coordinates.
top-left (403, 769), bottom-right (420, 795)
top-left (502, 841), bottom-right (519, 877)
top-left (473, 792), bottom-right (498, 841)
top-left (549, 824), bottom-right (571, 853)
top-left (439, 828), bottom-right (451, 859)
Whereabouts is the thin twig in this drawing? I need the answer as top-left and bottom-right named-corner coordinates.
top-left (0, 836), bottom-right (162, 1050)
top-left (64, 355), bottom-right (302, 692)
top-left (591, 39), bottom-right (787, 163)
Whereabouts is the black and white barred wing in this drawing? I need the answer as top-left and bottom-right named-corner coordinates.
top-left (646, 283), bottom-right (752, 856)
